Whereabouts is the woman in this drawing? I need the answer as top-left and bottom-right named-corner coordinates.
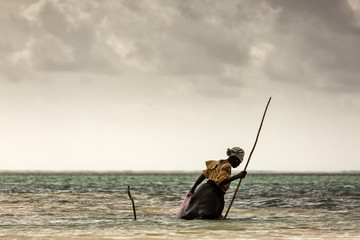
top-left (180, 147), bottom-right (247, 220)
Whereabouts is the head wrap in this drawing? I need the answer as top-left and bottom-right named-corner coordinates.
top-left (226, 147), bottom-right (245, 163)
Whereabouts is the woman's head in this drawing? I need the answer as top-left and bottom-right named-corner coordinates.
top-left (226, 147), bottom-right (245, 168)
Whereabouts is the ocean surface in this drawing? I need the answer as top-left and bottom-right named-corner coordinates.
top-left (0, 171), bottom-right (359, 240)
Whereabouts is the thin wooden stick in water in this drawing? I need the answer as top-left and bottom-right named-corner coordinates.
top-left (223, 97), bottom-right (272, 219)
top-left (127, 186), bottom-right (137, 220)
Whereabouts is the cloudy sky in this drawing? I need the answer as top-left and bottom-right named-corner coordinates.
top-left (1, 0), bottom-right (359, 172)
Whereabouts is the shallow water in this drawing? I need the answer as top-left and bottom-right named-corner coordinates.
top-left (0, 172), bottom-right (359, 239)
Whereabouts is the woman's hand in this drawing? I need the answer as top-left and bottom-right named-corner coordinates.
top-left (220, 171), bottom-right (247, 186)
top-left (237, 171), bottom-right (247, 179)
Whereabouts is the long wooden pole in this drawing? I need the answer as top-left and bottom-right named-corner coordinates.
top-left (223, 97), bottom-right (272, 219)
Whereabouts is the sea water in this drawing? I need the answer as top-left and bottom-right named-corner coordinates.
top-left (0, 172), bottom-right (359, 239)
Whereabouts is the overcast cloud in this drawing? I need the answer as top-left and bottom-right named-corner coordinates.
top-left (2, 0), bottom-right (359, 91)
top-left (0, 0), bottom-right (359, 171)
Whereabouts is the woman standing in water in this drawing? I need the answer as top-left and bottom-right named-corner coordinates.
top-left (180, 147), bottom-right (247, 220)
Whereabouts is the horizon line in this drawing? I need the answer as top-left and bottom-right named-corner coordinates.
top-left (0, 169), bottom-right (359, 176)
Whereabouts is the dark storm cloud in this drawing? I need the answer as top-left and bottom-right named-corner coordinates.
top-left (1, 0), bottom-right (360, 94)
top-left (110, 0), bottom-right (252, 76)
top-left (269, 0), bottom-right (358, 32)
top-left (264, 0), bottom-right (360, 92)
top-left (1, 0), bottom-right (258, 96)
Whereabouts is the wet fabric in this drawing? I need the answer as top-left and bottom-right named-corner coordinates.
top-left (178, 191), bottom-right (193, 218)
top-left (180, 180), bottom-right (225, 220)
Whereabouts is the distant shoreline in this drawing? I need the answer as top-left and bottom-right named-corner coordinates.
top-left (0, 170), bottom-right (359, 176)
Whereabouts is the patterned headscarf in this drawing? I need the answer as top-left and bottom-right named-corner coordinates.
top-left (226, 147), bottom-right (245, 163)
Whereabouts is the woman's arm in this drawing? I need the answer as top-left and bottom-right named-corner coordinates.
top-left (190, 174), bottom-right (205, 194)
top-left (219, 171), bottom-right (247, 186)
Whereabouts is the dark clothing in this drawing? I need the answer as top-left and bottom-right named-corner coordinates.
top-left (181, 180), bottom-right (225, 220)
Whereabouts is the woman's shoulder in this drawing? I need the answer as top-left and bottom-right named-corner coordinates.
top-left (219, 160), bottom-right (231, 166)
top-left (205, 160), bottom-right (219, 170)
top-left (219, 160), bottom-right (232, 172)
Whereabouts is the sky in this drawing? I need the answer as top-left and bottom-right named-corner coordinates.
top-left (0, 0), bottom-right (359, 172)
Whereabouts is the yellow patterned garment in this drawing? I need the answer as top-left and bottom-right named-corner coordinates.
top-left (202, 160), bottom-right (231, 193)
